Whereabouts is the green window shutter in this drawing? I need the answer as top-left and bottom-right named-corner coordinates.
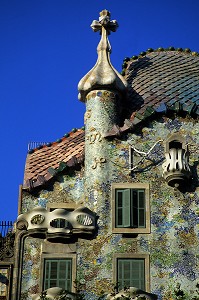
top-left (118, 259), bottom-right (131, 289)
top-left (117, 259), bottom-right (145, 290)
top-left (116, 189), bottom-right (130, 227)
top-left (116, 188), bottom-right (146, 229)
top-left (132, 190), bottom-right (138, 227)
top-left (129, 259), bottom-right (145, 290)
top-left (138, 190), bottom-right (145, 228)
top-left (44, 259), bottom-right (72, 291)
top-left (122, 189), bottom-right (131, 227)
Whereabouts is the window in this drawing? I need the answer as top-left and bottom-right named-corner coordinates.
top-left (41, 252), bottom-right (76, 293)
top-left (116, 189), bottom-right (145, 228)
top-left (114, 254), bottom-right (150, 292)
top-left (117, 258), bottom-right (145, 290)
top-left (112, 183), bottom-right (150, 234)
top-left (44, 259), bottom-right (72, 291)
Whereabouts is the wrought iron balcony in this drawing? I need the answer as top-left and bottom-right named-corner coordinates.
top-left (0, 221), bottom-right (15, 261)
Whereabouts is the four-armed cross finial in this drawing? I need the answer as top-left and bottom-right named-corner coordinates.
top-left (78, 9), bottom-right (127, 101)
top-left (91, 9), bottom-right (118, 35)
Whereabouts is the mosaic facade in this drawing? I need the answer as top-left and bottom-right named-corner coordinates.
top-left (17, 113), bottom-right (199, 300)
top-left (4, 9), bottom-right (198, 300)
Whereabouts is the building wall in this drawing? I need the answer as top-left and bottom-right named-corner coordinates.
top-left (18, 116), bottom-right (199, 300)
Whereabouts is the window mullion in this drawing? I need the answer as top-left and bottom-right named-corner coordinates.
top-left (138, 190), bottom-right (145, 228)
top-left (65, 260), bottom-right (68, 290)
top-left (49, 261), bottom-right (51, 288)
top-left (57, 260), bottom-right (60, 287)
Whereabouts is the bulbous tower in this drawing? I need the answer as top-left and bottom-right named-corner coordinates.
top-left (78, 10), bottom-right (127, 206)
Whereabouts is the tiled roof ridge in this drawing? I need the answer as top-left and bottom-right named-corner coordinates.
top-left (28, 126), bottom-right (85, 154)
top-left (23, 155), bottom-right (84, 191)
top-left (121, 47), bottom-right (199, 76)
top-left (104, 100), bottom-right (199, 138)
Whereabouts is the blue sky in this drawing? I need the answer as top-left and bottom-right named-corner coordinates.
top-left (0, 0), bottom-right (199, 221)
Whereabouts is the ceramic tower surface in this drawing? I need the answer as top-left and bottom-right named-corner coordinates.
top-left (9, 9), bottom-right (199, 300)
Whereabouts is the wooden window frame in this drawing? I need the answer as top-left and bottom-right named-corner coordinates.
top-left (44, 258), bottom-right (72, 291)
top-left (40, 253), bottom-right (76, 293)
top-left (113, 253), bottom-right (150, 292)
top-left (112, 183), bottom-right (150, 234)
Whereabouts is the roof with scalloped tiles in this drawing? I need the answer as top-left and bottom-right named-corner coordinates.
top-left (125, 48), bottom-right (199, 116)
top-left (104, 48), bottom-right (199, 137)
top-left (24, 48), bottom-right (199, 190)
top-left (23, 129), bottom-right (84, 190)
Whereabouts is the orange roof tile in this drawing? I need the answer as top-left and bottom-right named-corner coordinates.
top-left (23, 129), bottom-right (85, 190)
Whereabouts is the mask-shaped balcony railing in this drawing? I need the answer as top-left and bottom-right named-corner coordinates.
top-left (32, 287), bottom-right (78, 300)
top-left (162, 138), bottom-right (191, 188)
top-left (32, 286), bottom-right (158, 300)
top-left (16, 206), bottom-right (97, 240)
top-left (107, 287), bottom-right (158, 300)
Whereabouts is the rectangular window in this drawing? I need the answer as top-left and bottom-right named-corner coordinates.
top-left (117, 258), bottom-right (145, 290)
top-left (116, 189), bottom-right (145, 228)
top-left (44, 259), bottom-right (72, 291)
top-left (113, 254), bottom-right (150, 292)
top-left (112, 183), bottom-right (150, 234)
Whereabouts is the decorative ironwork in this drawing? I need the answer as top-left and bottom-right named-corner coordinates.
top-left (0, 222), bottom-right (13, 238)
top-left (0, 234), bottom-right (15, 260)
top-left (0, 222), bottom-right (15, 261)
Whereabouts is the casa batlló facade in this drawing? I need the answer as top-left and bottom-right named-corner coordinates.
top-left (0, 10), bottom-right (199, 300)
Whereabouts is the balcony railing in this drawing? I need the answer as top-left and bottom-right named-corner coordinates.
top-left (0, 222), bottom-right (15, 261)
top-left (0, 222), bottom-right (13, 238)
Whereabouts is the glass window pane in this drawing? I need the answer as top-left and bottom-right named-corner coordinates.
top-left (117, 192), bottom-right (123, 207)
top-left (50, 262), bottom-right (58, 279)
top-left (117, 208), bottom-right (123, 226)
top-left (138, 190), bottom-right (145, 208)
top-left (49, 280), bottom-right (57, 287)
top-left (139, 209), bottom-right (145, 227)
top-left (44, 259), bottom-right (72, 291)
top-left (60, 261), bottom-right (66, 278)
top-left (117, 259), bottom-right (145, 290)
